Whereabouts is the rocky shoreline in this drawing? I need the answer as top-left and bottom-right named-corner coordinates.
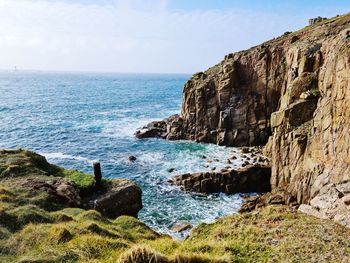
top-left (2, 12), bottom-right (350, 262)
top-left (136, 12), bottom-right (350, 229)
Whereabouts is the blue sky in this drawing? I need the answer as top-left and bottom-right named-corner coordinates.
top-left (0, 0), bottom-right (349, 73)
top-left (170, 0), bottom-right (350, 13)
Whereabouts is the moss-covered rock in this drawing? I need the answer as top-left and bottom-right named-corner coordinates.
top-left (0, 149), bottom-right (143, 220)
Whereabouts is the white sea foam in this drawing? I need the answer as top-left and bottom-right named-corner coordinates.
top-left (41, 152), bottom-right (96, 163)
top-left (101, 118), bottom-right (155, 138)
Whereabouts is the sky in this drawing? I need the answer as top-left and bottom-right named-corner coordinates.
top-left (0, 0), bottom-right (349, 74)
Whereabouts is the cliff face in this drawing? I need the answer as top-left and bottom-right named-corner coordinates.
top-left (180, 14), bottom-right (350, 149)
top-left (149, 13), bottom-right (350, 224)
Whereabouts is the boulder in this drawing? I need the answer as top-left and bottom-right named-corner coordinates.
top-left (171, 222), bottom-right (193, 233)
top-left (135, 115), bottom-right (184, 140)
top-left (288, 99), bottom-right (318, 127)
top-left (135, 120), bottom-right (167, 139)
top-left (298, 182), bottom-right (350, 227)
top-left (239, 189), bottom-right (297, 213)
top-left (84, 179), bottom-right (142, 219)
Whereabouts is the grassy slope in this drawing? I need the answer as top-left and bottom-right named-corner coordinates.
top-left (1, 149), bottom-right (350, 262)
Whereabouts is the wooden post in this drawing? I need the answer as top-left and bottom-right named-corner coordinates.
top-left (93, 161), bottom-right (102, 186)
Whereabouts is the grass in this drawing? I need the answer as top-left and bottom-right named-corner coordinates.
top-left (1, 150), bottom-right (350, 262)
top-left (62, 169), bottom-right (95, 195)
top-left (0, 149), bottom-right (95, 194)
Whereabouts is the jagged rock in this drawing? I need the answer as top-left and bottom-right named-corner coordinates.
top-left (135, 115), bottom-right (184, 140)
top-left (135, 120), bottom-right (167, 139)
top-left (128, 155), bottom-right (137, 162)
top-left (341, 28), bottom-right (350, 39)
top-left (0, 149), bottom-right (143, 220)
top-left (308, 16), bottom-right (327, 25)
top-left (169, 165), bottom-right (271, 194)
top-left (135, 14), bottom-right (350, 227)
top-left (84, 179), bottom-right (142, 219)
top-left (240, 147), bottom-right (251, 153)
top-left (271, 99), bottom-right (318, 129)
top-left (298, 182), bottom-right (350, 227)
top-left (171, 222), bottom-right (193, 233)
top-left (239, 189), bottom-right (297, 213)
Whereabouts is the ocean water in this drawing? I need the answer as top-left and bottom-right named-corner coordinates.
top-left (0, 71), bottom-right (245, 237)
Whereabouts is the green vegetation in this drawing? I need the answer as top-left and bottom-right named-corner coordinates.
top-left (1, 203), bottom-right (350, 262)
top-left (309, 88), bottom-right (321, 98)
top-left (1, 149), bottom-right (350, 262)
top-left (62, 169), bottom-right (95, 194)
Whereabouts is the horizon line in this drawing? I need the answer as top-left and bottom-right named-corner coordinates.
top-left (0, 68), bottom-right (193, 76)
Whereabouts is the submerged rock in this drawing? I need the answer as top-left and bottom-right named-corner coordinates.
top-left (167, 168), bottom-right (176, 173)
top-left (128, 155), bottom-right (137, 162)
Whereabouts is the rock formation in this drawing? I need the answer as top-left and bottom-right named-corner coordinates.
top-left (137, 13), bottom-right (350, 226)
top-left (0, 149), bottom-right (143, 219)
top-left (308, 16), bottom-right (328, 25)
top-left (83, 179), bottom-right (142, 218)
top-left (169, 165), bottom-right (271, 194)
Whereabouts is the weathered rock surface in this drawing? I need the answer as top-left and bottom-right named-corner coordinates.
top-left (21, 177), bottom-right (81, 207)
top-left (239, 188), bottom-right (297, 213)
top-left (298, 181), bottom-right (350, 227)
top-left (308, 16), bottom-right (327, 25)
top-left (171, 222), bottom-right (193, 233)
top-left (135, 114), bottom-right (184, 140)
top-left (138, 13), bottom-right (350, 226)
top-left (263, 14), bottom-right (350, 227)
top-left (169, 165), bottom-right (271, 194)
top-left (84, 179), bottom-right (142, 219)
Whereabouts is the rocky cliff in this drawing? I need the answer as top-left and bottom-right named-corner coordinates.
top-left (138, 13), bottom-right (350, 226)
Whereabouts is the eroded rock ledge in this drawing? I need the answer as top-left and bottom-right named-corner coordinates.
top-left (169, 165), bottom-right (271, 194)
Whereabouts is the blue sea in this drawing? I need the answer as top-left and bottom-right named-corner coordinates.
top-left (0, 71), bottom-right (245, 237)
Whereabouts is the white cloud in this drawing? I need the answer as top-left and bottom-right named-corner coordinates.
top-left (0, 0), bottom-right (323, 73)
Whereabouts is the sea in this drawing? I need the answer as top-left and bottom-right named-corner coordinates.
top-left (0, 71), bottom-right (245, 238)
